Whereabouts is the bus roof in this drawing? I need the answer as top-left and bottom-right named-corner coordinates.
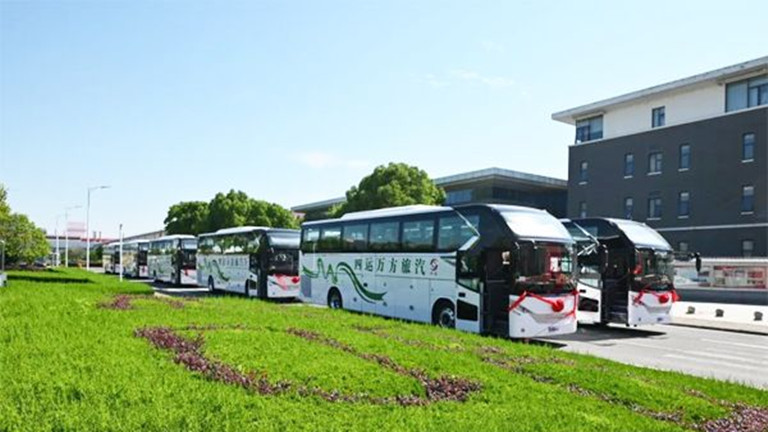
top-left (575, 218), bottom-right (672, 251)
top-left (151, 234), bottom-right (196, 242)
top-left (123, 239), bottom-right (149, 245)
top-left (304, 205), bottom-right (449, 226)
top-left (482, 205), bottom-right (573, 244)
top-left (198, 226), bottom-right (299, 237)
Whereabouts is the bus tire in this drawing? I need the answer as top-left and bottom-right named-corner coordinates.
top-left (327, 288), bottom-right (343, 310)
top-left (207, 276), bottom-right (215, 293)
top-left (432, 300), bottom-right (456, 329)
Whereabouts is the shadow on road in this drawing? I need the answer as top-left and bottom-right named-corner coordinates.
top-left (544, 324), bottom-right (666, 344)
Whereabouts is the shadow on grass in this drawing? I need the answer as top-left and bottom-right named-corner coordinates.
top-left (8, 274), bottom-right (93, 284)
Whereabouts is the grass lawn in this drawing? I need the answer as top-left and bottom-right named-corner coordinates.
top-left (1, 269), bottom-right (766, 431)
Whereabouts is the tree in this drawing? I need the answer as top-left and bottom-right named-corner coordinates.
top-left (333, 163), bottom-right (445, 216)
top-left (164, 190), bottom-right (298, 234)
top-left (0, 186), bottom-right (50, 265)
top-left (164, 201), bottom-right (209, 235)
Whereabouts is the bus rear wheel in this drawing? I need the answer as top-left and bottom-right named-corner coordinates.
top-left (432, 300), bottom-right (456, 329)
top-left (327, 289), bottom-right (343, 309)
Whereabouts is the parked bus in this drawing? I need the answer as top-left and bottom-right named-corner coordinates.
top-left (300, 204), bottom-right (578, 338)
top-left (122, 240), bottom-right (149, 278)
top-left (564, 218), bottom-right (684, 326)
top-left (102, 242), bottom-right (117, 274)
top-left (148, 235), bottom-right (198, 285)
top-left (197, 227), bottom-right (301, 298)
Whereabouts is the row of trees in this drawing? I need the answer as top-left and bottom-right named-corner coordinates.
top-left (164, 190), bottom-right (299, 235)
top-left (163, 163), bottom-right (445, 234)
top-left (0, 184), bottom-right (50, 265)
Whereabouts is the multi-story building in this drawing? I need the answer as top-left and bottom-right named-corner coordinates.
top-left (553, 56), bottom-right (767, 257)
top-left (292, 167), bottom-right (567, 221)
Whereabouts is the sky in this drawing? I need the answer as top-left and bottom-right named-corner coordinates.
top-left (1, 0), bottom-right (766, 238)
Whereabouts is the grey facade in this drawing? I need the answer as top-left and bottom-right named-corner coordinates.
top-left (568, 106), bottom-right (767, 257)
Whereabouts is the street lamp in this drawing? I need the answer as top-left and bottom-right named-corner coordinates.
top-left (86, 185), bottom-right (110, 271)
top-left (63, 205), bottom-right (81, 268)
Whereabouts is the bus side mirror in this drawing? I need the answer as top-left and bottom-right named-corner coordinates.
top-left (694, 253), bottom-right (702, 273)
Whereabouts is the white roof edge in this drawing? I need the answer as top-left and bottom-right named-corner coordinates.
top-left (151, 234), bottom-right (196, 242)
top-left (552, 56), bottom-right (768, 124)
top-left (434, 167), bottom-right (566, 188)
top-left (304, 205), bottom-right (451, 225)
top-left (198, 226), bottom-right (299, 237)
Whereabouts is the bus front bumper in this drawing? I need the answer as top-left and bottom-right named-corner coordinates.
top-left (508, 291), bottom-right (578, 338)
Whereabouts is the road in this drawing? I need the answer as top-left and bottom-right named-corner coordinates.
top-left (677, 287), bottom-right (767, 306)
top-left (542, 324), bottom-right (768, 389)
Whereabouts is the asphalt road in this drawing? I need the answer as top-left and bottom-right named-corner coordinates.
top-left (542, 324), bottom-right (768, 389)
top-left (677, 287), bottom-right (767, 306)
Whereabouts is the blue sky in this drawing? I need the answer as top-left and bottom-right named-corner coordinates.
top-left (1, 0), bottom-right (766, 238)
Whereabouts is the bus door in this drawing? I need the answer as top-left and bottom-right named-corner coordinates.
top-left (455, 249), bottom-right (481, 334)
top-left (480, 248), bottom-right (511, 335)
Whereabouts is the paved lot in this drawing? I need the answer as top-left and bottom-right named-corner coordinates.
top-left (678, 287), bottom-right (768, 306)
top-left (542, 324), bottom-right (768, 389)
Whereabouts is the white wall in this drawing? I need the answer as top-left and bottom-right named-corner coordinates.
top-left (602, 83), bottom-right (725, 140)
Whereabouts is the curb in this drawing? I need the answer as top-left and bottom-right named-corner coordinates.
top-left (668, 321), bottom-right (768, 336)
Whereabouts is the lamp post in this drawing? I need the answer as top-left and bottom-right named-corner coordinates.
top-left (63, 205), bottom-right (81, 268)
top-left (54, 214), bottom-right (61, 267)
top-left (86, 185), bottom-right (110, 271)
top-left (118, 223), bottom-right (123, 282)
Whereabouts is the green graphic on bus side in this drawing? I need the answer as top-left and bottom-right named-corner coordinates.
top-left (203, 259), bottom-right (230, 282)
top-left (302, 258), bottom-right (386, 303)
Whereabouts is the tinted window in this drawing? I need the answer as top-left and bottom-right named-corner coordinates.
top-left (743, 133), bottom-right (755, 161)
top-left (302, 227), bottom-right (320, 251)
top-left (624, 153), bottom-right (634, 177)
top-left (742, 185), bottom-right (755, 213)
top-left (369, 221), bottom-right (399, 251)
top-left (679, 144), bottom-right (690, 170)
top-left (437, 216), bottom-right (475, 251)
top-left (402, 219), bottom-right (435, 251)
top-left (342, 224), bottom-right (368, 251)
top-left (318, 226), bottom-right (342, 251)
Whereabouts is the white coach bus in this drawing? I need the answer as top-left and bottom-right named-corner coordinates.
top-left (197, 227), bottom-right (301, 299)
top-left (300, 204), bottom-right (579, 339)
top-left (148, 235), bottom-right (198, 285)
top-left (102, 242), bottom-right (118, 274)
top-left (122, 240), bottom-right (150, 278)
top-left (563, 218), bottom-right (686, 326)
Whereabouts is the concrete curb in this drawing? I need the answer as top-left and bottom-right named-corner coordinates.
top-left (669, 319), bottom-right (768, 336)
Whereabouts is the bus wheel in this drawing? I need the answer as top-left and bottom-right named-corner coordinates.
top-left (207, 276), bottom-right (215, 293)
top-left (432, 300), bottom-right (456, 329)
top-left (327, 289), bottom-right (343, 309)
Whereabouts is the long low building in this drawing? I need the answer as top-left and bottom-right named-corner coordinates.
top-left (291, 167), bottom-right (568, 220)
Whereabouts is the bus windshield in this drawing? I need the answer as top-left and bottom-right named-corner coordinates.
top-left (517, 242), bottom-right (575, 286)
top-left (635, 249), bottom-right (675, 285)
top-left (502, 210), bottom-right (574, 243)
top-left (268, 249), bottom-right (299, 276)
top-left (181, 239), bottom-right (197, 250)
top-left (268, 232), bottom-right (300, 249)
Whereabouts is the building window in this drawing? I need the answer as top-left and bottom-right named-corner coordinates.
top-left (648, 152), bottom-right (663, 175)
top-left (726, 74), bottom-right (768, 112)
top-left (679, 144), bottom-right (691, 170)
top-left (579, 201), bottom-right (587, 218)
top-left (741, 185), bottom-right (754, 213)
top-left (743, 133), bottom-right (755, 162)
top-left (678, 191), bottom-right (690, 217)
top-left (579, 161), bottom-right (588, 183)
top-left (648, 194), bottom-right (662, 219)
top-left (575, 115), bottom-right (604, 143)
top-left (624, 197), bottom-right (634, 219)
top-left (445, 189), bottom-right (473, 205)
top-left (742, 240), bottom-right (754, 257)
top-left (624, 153), bottom-right (634, 177)
top-left (678, 242), bottom-right (689, 253)
top-left (652, 106), bottom-right (665, 128)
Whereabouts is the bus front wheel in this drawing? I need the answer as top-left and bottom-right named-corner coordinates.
top-left (327, 289), bottom-right (343, 310)
top-left (432, 300), bottom-right (456, 329)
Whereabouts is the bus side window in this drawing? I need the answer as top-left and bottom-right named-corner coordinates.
top-left (370, 221), bottom-right (400, 251)
top-left (342, 224), bottom-right (368, 252)
top-left (319, 226), bottom-right (342, 252)
top-left (402, 219), bottom-right (435, 252)
top-left (302, 228), bottom-right (320, 252)
top-left (437, 216), bottom-right (475, 251)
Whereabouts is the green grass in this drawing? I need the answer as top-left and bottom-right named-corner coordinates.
top-left (0, 269), bottom-right (766, 431)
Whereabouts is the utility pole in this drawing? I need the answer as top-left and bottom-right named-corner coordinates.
top-left (119, 223), bottom-right (123, 282)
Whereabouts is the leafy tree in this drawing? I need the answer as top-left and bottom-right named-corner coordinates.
top-left (0, 187), bottom-right (50, 265)
top-left (164, 201), bottom-right (209, 235)
top-left (164, 190), bottom-right (298, 234)
top-left (333, 163), bottom-right (445, 216)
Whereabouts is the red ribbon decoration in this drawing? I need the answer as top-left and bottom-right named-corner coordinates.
top-left (632, 287), bottom-right (679, 306)
top-left (507, 290), bottom-right (579, 317)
